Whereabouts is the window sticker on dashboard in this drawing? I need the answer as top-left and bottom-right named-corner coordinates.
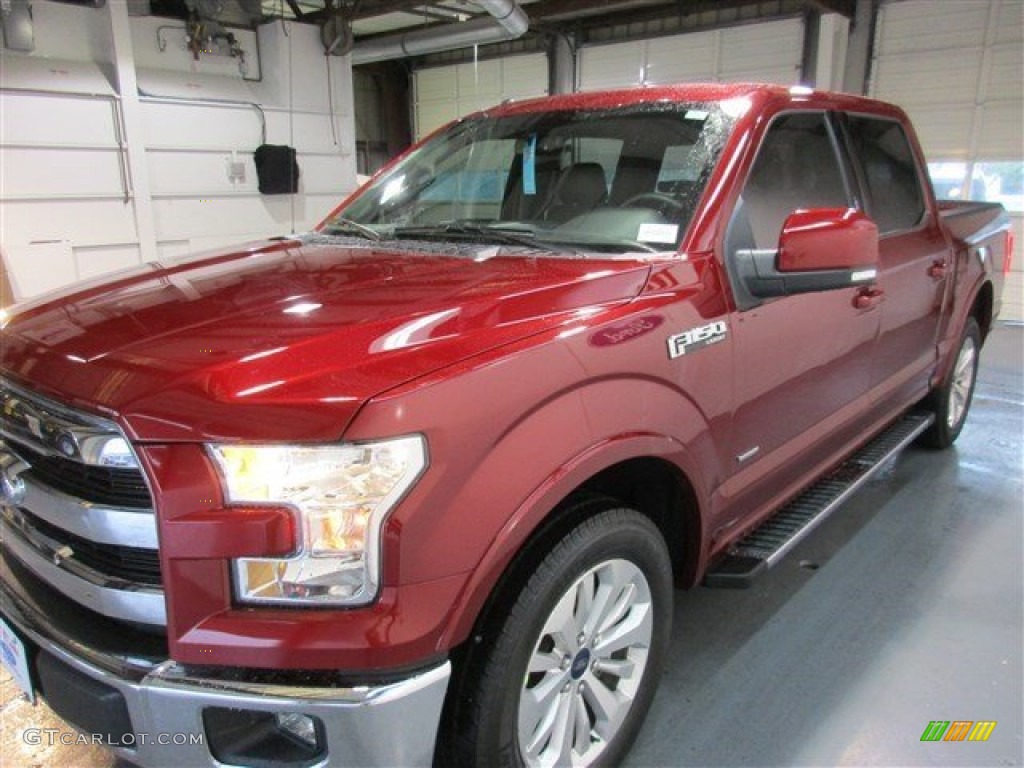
top-left (667, 321), bottom-right (728, 359)
top-left (638, 222), bottom-right (679, 244)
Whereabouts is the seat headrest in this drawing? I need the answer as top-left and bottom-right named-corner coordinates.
top-left (555, 163), bottom-right (607, 207)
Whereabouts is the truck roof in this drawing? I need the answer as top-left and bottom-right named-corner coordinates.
top-left (482, 82), bottom-right (905, 122)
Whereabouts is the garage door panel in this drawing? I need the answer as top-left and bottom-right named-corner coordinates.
top-left (579, 18), bottom-right (802, 92)
top-left (978, 103), bottom-right (1024, 159)
top-left (414, 54), bottom-right (548, 139)
top-left (986, 45), bottom-right (1024, 99)
top-left (875, 1), bottom-right (988, 54)
top-left (721, 66), bottom-right (799, 85)
top-left (873, 53), bottom-right (982, 105)
top-left (415, 101), bottom-right (455, 137)
top-left (503, 56), bottom-right (548, 98)
top-left (875, 0), bottom-right (1023, 320)
top-left (719, 21), bottom-right (802, 71)
top-left (645, 32), bottom-right (715, 84)
top-left (416, 68), bottom-right (457, 102)
top-left (898, 105), bottom-right (974, 159)
top-left (457, 60), bottom-right (502, 100)
top-left (578, 42), bottom-right (644, 91)
top-left (995, 0), bottom-right (1023, 44)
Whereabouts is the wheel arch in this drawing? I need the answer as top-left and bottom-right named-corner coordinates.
top-left (438, 440), bottom-right (706, 657)
top-left (971, 279), bottom-right (995, 342)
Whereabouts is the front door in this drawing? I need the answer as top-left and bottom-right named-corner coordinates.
top-left (717, 111), bottom-right (881, 526)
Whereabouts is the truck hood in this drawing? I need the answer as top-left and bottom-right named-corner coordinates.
top-left (1, 239), bottom-right (651, 441)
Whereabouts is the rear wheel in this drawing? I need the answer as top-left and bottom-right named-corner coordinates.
top-left (445, 502), bottom-right (673, 767)
top-left (919, 317), bottom-right (981, 449)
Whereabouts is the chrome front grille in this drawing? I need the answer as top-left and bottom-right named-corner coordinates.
top-left (8, 437), bottom-right (151, 509)
top-left (6, 508), bottom-right (162, 587)
top-left (0, 378), bottom-right (165, 627)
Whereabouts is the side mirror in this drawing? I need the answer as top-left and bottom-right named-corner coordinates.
top-left (737, 208), bottom-right (879, 299)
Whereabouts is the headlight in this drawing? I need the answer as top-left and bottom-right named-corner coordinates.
top-left (207, 436), bottom-right (426, 607)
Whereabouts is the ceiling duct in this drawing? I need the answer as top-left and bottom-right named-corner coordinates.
top-left (351, 0), bottom-right (528, 66)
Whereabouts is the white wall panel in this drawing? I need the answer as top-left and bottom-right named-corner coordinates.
top-left (1, 201), bottom-right (139, 248)
top-left (1, 147), bottom-right (124, 198)
top-left (578, 18), bottom-right (803, 91)
top-left (0, 93), bottom-right (118, 147)
top-left (4, 242), bottom-right (76, 297)
top-left (413, 54), bottom-right (548, 139)
top-left (1, 6), bottom-right (357, 303)
top-left (75, 244), bottom-right (144, 281)
top-left (141, 102), bottom-right (263, 149)
top-left (151, 194), bottom-right (339, 244)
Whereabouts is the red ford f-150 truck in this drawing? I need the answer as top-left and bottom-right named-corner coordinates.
top-left (0, 83), bottom-right (1012, 767)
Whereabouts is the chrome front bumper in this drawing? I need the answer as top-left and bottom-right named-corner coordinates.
top-left (1, 554), bottom-right (451, 767)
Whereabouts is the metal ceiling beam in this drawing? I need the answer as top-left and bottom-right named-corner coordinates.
top-left (352, 0), bottom-right (528, 64)
top-left (530, 0), bottom-right (670, 24)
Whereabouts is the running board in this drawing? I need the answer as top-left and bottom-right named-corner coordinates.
top-left (704, 411), bottom-right (935, 589)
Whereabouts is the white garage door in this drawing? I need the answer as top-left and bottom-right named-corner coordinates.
top-left (577, 18), bottom-right (804, 91)
top-left (871, 0), bottom-right (1023, 321)
top-left (413, 53), bottom-right (549, 140)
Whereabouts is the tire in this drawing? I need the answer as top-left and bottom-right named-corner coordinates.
top-left (444, 502), bottom-right (673, 768)
top-left (919, 316), bottom-right (981, 449)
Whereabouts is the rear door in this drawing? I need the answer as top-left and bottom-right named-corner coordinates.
top-left (841, 115), bottom-right (949, 406)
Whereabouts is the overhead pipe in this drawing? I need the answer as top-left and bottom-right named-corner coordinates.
top-left (351, 0), bottom-right (529, 65)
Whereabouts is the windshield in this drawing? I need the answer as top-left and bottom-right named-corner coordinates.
top-left (326, 102), bottom-right (734, 255)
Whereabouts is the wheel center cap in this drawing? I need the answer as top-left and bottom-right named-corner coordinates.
top-left (570, 648), bottom-right (591, 679)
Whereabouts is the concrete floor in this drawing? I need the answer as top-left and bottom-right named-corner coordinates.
top-left (629, 323), bottom-right (1023, 767)
top-left (1, 325), bottom-right (1021, 768)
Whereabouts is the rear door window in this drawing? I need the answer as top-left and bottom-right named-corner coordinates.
top-left (845, 117), bottom-right (925, 234)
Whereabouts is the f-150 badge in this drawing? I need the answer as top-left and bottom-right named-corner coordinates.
top-left (667, 321), bottom-right (728, 359)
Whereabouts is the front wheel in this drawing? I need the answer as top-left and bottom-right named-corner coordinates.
top-left (919, 316), bottom-right (981, 449)
top-left (445, 503), bottom-right (673, 767)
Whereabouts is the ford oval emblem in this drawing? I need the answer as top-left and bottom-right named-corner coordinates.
top-left (0, 453), bottom-right (29, 507)
top-left (589, 315), bottom-right (664, 348)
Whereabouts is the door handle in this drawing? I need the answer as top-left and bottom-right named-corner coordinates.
top-left (854, 287), bottom-right (884, 310)
top-left (928, 260), bottom-right (949, 279)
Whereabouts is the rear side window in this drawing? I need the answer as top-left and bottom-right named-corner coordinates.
top-left (846, 117), bottom-right (925, 234)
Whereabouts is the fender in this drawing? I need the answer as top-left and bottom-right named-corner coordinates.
top-left (434, 429), bottom-right (706, 652)
top-left (933, 271), bottom-right (994, 389)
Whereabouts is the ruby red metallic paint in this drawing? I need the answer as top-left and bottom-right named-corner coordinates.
top-left (0, 84), bottom-right (1009, 679)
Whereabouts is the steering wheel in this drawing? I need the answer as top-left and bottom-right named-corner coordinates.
top-left (621, 192), bottom-right (685, 217)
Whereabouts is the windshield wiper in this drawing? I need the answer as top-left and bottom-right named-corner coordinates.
top-left (394, 222), bottom-right (579, 254)
top-left (323, 217), bottom-right (382, 242)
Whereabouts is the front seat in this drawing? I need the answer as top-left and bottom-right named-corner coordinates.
top-left (541, 162), bottom-right (608, 224)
